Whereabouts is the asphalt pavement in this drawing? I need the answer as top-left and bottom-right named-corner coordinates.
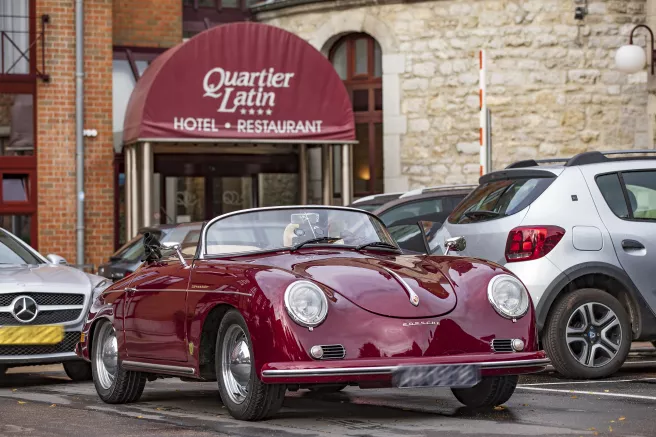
top-left (2, 354), bottom-right (656, 437)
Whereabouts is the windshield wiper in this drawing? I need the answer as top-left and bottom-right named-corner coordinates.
top-left (355, 241), bottom-right (402, 253)
top-left (291, 237), bottom-right (341, 251)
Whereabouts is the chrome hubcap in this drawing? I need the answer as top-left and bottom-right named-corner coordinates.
top-left (94, 324), bottom-right (118, 390)
top-left (222, 325), bottom-right (251, 404)
top-left (566, 302), bottom-right (622, 368)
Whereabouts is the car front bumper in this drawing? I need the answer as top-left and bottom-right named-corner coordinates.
top-left (260, 351), bottom-right (549, 385)
top-left (0, 330), bottom-right (83, 366)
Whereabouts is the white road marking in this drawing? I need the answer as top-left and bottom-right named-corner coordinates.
top-left (520, 377), bottom-right (656, 386)
top-left (517, 386), bottom-right (656, 401)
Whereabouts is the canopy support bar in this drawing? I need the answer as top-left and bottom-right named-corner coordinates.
top-left (322, 144), bottom-right (333, 205)
top-left (341, 144), bottom-right (352, 206)
top-left (143, 142), bottom-right (153, 227)
top-left (299, 144), bottom-right (308, 204)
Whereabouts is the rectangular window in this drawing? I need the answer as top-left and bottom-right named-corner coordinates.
top-left (0, 93), bottom-right (33, 156)
top-left (0, 0), bottom-right (31, 75)
top-left (0, 214), bottom-right (32, 245)
top-left (622, 170), bottom-right (656, 220)
top-left (2, 173), bottom-right (29, 202)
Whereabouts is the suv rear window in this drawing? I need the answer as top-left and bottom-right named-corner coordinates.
top-left (448, 177), bottom-right (554, 224)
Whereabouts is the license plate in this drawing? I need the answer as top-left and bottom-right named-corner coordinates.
top-left (0, 325), bottom-right (64, 345)
top-left (392, 364), bottom-right (481, 389)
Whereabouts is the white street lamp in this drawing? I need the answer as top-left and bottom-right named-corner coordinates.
top-left (616, 25), bottom-right (654, 75)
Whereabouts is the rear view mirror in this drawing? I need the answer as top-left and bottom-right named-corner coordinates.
top-left (444, 236), bottom-right (466, 255)
top-left (143, 232), bottom-right (163, 263)
top-left (161, 242), bottom-right (189, 267)
top-left (46, 254), bottom-right (68, 265)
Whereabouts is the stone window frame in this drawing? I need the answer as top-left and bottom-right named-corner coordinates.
top-left (310, 13), bottom-right (408, 194)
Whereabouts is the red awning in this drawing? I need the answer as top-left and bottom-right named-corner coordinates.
top-left (123, 22), bottom-right (356, 145)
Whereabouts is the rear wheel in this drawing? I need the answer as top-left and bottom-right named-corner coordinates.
top-left (91, 321), bottom-right (146, 403)
top-left (216, 310), bottom-right (286, 421)
top-left (543, 288), bottom-right (631, 379)
top-left (452, 375), bottom-right (518, 408)
top-left (63, 361), bottom-right (93, 382)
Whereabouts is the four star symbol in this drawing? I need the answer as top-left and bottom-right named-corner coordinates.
top-left (237, 108), bottom-right (274, 116)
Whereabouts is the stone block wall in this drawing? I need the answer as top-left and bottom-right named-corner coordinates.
top-left (257, 0), bottom-right (649, 188)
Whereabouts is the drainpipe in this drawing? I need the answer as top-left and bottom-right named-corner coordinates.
top-left (75, 0), bottom-right (84, 266)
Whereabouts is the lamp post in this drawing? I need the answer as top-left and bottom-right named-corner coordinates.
top-left (616, 24), bottom-right (654, 75)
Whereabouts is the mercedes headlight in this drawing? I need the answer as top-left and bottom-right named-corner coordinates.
top-left (284, 281), bottom-right (328, 327)
top-left (91, 279), bottom-right (111, 301)
top-left (487, 274), bottom-right (530, 319)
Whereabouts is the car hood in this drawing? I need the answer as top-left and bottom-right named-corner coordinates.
top-left (0, 263), bottom-right (101, 293)
top-left (264, 251), bottom-right (457, 318)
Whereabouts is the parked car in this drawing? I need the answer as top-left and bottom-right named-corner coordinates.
top-left (77, 206), bottom-right (548, 421)
top-left (347, 192), bottom-right (404, 212)
top-left (98, 222), bottom-right (203, 281)
top-left (433, 150), bottom-right (656, 379)
top-left (0, 227), bottom-right (110, 380)
top-left (373, 185), bottom-right (476, 253)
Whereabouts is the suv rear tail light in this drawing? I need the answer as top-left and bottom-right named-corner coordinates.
top-left (505, 226), bottom-right (565, 262)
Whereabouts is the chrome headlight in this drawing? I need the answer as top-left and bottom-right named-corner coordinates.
top-left (91, 279), bottom-right (111, 301)
top-left (284, 281), bottom-right (328, 327)
top-left (487, 274), bottom-right (530, 319)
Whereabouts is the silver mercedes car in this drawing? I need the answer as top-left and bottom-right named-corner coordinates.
top-left (0, 227), bottom-right (110, 380)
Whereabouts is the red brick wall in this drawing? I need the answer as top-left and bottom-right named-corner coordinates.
top-left (37, 0), bottom-right (114, 269)
top-left (113, 0), bottom-right (181, 47)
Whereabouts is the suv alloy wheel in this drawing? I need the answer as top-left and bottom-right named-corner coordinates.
top-left (543, 288), bottom-right (631, 379)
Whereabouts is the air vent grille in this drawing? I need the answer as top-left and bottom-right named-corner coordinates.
top-left (491, 339), bottom-right (514, 353)
top-left (319, 344), bottom-right (345, 360)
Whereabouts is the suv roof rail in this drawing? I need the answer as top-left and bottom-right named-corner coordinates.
top-left (506, 150), bottom-right (656, 169)
top-left (505, 158), bottom-right (569, 169)
top-left (564, 149), bottom-right (656, 166)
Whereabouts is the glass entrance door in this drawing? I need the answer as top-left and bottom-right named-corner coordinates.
top-left (211, 176), bottom-right (254, 216)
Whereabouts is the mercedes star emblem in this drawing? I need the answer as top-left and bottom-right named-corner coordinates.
top-left (11, 296), bottom-right (38, 323)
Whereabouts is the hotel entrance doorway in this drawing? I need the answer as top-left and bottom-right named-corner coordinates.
top-left (154, 153), bottom-right (299, 225)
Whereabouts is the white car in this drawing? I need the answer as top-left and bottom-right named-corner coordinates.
top-left (0, 227), bottom-right (110, 380)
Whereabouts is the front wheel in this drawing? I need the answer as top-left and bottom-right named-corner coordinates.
top-left (451, 375), bottom-right (518, 408)
top-left (216, 310), bottom-right (286, 421)
top-left (543, 288), bottom-right (631, 379)
top-left (91, 321), bottom-right (146, 404)
top-left (63, 361), bottom-right (93, 382)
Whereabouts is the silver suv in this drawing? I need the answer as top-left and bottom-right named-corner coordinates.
top-left (434, 150), bottom-right (656, 379)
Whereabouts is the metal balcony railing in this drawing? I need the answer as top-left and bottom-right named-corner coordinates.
top-left (0, 13), bottom-right (50, 81)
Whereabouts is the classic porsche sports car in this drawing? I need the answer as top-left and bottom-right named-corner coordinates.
top-left (76, 206), bottom-right (548, 421)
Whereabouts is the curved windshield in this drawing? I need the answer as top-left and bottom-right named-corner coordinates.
top-left (0, 229), bottom-right (43, 265)
top-left (204, 208), bottom-right (396, 256)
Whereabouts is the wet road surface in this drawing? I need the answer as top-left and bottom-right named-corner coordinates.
top-left (2, 361), bottom-right (656, 437)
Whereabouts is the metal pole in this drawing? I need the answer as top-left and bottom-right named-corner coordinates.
top-left (142, 142), bottom-right (152, 227)
top-left (479, 49), bottom-right (488, 176)
top-left (129, 146), bottom-right (138, 237)
top-left (321, 144), bottom-right (333, 205)
top-left (75, 0), bottom-right (85, 265)
top-left (486, 109), bottom-right (493, 172)
top-left (341, 144), bottom-right (352, 206)
top-left (125, 146), bottom-right (133, 238)
top-left (299, 144), bottom-right (308, 204)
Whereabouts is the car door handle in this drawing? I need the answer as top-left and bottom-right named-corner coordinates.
top-left (621, 239), bottom-right (645, 250)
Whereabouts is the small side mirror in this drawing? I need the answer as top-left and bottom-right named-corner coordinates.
top-left (161, 242), bottom-right (189, 267)
top-left (143, 232), bottom-right (163, 263)
top-left (444, 236), bottom-right (466, 255)
top-left (46, 254), bottom-right (68, 265)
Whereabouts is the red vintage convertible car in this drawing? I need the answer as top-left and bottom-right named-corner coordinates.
top-left (76, 206), bottom-right (548, 421)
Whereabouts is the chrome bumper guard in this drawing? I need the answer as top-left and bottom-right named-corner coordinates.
top-left (261, 358), bottom-right (551, 378)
